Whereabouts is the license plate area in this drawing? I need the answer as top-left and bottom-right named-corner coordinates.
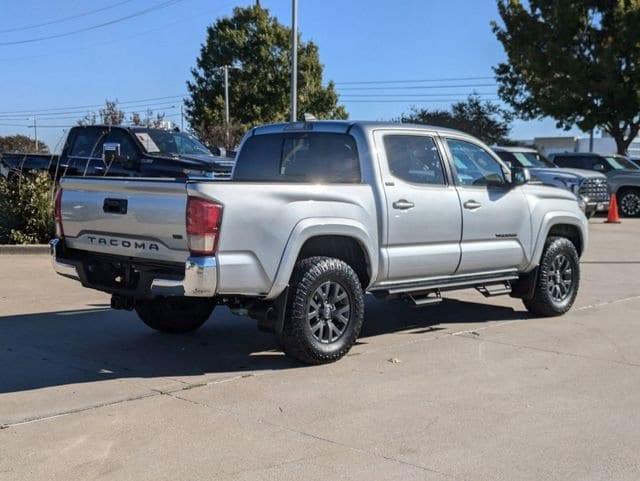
top-left (85, 259), bottom-right (140, 291)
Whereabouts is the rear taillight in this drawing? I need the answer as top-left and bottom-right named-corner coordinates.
top-left (54, 188), bottom-right (64, 238)
top-left (186, 196), bottom-right (223, 256)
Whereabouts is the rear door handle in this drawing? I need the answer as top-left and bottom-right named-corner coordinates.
top-left (392, 199), bottom-right (415, 210)
top-left (463, 200), bottom-right (482, 210)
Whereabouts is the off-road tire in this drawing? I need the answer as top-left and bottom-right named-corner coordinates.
top-left (280, 256), bottom-right (365, 364)
top-left (618, 188), bottom-right (640, 218)
top-left (523, 236), bottom-right (580, 317)
top-left (135, 297), bottom-right (215, 333)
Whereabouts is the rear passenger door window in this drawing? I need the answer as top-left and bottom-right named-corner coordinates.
top-left (383, 135), bottom-right (446, 185)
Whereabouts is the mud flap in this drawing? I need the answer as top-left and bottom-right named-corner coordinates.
top-left (509, 268), bottom-right (539, 300)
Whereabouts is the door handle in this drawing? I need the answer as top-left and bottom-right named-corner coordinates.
top-left (392, 199), bottom-right (415, 210)
top-left (463, 200), bottom-right (482, 210)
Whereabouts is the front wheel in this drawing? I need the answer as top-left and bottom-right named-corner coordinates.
top-left (135, 297), bottom-right (215, 333)
top-left (618, 189), bottom-right (640, 218)
top-left (523, 237), bottom-right (580, 317)
top-left (280, 256), bottom-right (365, 364)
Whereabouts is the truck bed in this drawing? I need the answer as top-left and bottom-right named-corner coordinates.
top-left (58, 176), bottom-right (378, 298)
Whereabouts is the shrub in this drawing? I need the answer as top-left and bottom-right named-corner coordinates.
top-left (0, 172), bottom-right (55, 244)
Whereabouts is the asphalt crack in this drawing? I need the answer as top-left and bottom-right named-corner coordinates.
top-left (166, 391), bottom-right (462, 481)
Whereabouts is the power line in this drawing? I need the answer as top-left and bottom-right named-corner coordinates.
top-left (341, 98), bottom-right (501, 103)
top-left (0, 104), bottom-right (179, 122)
top-left (338, 83), bottom-right (497, 91)
top-left (335, 76), bottom-right (495, 85)
top-left (0, 95), bottom-right (186, 116)
top-left (0, 1), bottom-right (234, 62)
top-left (0, 0), bottom-right (186, 46)
top-left (0, 1), bottom-right (134, 34)
top-left (340, 92), bottom-right (497, 98)
top-left (0, 103), bottom-right (181, 120)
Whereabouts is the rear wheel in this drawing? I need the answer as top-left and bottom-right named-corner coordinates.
top-left (280, 256), bottom-right (364, 364)
top-left (523, 237), bottom-right (580, 317)
top-left (618, 188), bottom-right (640, 218)
top-left (135, 297), bottom-right (215, 333)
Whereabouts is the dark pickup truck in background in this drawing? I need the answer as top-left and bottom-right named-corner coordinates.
top-left (0, 125), bottom-right (235, 180)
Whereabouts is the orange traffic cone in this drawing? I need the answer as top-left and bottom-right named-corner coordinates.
top-left (605, 194), bottom-right (621, 224)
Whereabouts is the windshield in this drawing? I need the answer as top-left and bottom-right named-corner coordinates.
top-left (511, 151), bottom-right (555, 168)
top-left (133, 130), bottom-right (212, 156)
top-left (604, 156), bottom-right (640, 171)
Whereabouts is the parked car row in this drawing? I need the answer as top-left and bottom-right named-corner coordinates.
top-left (550, 152), bottom-right (640, 218)
top-left (0, 125), bottom-right (235, 181)
top-left (493, 146), bottom-right (610, 218)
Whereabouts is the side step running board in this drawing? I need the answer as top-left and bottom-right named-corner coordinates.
top-left (476, 282), bottom-right (512, 297)
top-left (409, 290), bottom-right (442, 306)
top-left (381, 272), bottom-right (519, 296)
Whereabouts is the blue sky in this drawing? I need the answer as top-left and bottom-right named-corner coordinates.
top-left (0, 0), bottom-right (582, 150)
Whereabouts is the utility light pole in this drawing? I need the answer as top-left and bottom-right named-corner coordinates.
top-left (33, 117), bottom-right (38, 152)
top-left (290, 0), bottom-right (298, 122)
top-left (224, 65), bottom-right (230, 143)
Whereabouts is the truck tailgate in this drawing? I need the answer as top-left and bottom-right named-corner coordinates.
top-left (60, 177), bottom-right (190, 263)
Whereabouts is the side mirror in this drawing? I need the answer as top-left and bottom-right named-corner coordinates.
top-left (510, 166), bottom-right (531, 186)
top-left (594, 163), bottom-right (605, 171)
top-left (103, 142), bottom-right (121, 164)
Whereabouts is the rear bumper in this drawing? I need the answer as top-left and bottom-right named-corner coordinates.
top-left (49, 239), bottom-right (217, 298)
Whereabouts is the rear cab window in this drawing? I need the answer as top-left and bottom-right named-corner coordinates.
top-left (68, 128), bottom-right (104, 159)
top-left (234, 132), bottom-right (360, 182)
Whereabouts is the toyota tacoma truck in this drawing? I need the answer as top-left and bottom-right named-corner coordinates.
top-left (50, 121), bottom-right (588, 364)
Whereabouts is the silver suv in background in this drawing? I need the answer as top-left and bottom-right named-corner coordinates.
top-left (493, 146), bottom-right (610, 218)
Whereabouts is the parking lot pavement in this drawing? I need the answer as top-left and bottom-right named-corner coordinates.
top-left (1, 218), bottom-right (640, 481)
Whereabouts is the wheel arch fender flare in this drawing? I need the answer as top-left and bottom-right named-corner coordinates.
top-left (525, 212), bottom-right (588, 271)
top-left (266, 217), bottom-right (378, 299)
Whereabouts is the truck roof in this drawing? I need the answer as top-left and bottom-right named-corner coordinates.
top-left (72, 124), bottom-right (176, 132)
top-left (251, 120), bottom-right (466, 136)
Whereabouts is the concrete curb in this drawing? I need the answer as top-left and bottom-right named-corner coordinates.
top-left (0, 244), bottom-right (49, 255)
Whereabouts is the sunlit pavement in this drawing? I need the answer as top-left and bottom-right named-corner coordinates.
top-left (2, 218), bottom-right (640, 481)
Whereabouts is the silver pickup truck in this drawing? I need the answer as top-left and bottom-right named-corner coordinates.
top-left (51, 121), bottom-right (588, 364)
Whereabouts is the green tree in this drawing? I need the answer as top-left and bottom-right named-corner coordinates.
top-left (130, 110), bottom-right (166, 128)
top-left (493, 0), bottom-right (640, 154)
top-left (0, 172), bottom-right (54, 244)
top-left (399, 95), bottom-right (512, 145)
top-left (0, 134), bottom-right (49, 154)
top-left (77, 100), bottom-right (125, 126)
top-left (186, 4), bottom-right (346, 147)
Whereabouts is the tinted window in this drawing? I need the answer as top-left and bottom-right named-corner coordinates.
top-left (554, 156), bottom-right (574, 168)
top-left (234, 133), bottom-right (360, 182)
top-left (496, 151), bottom-right (517, 167)
top-left (134, 130), bottom-right (212, 156)
top-left (555, 156), bottom-right (599, 170)
top-left (512, 151), bottom-right (554, 168)
top-left (383, 135), bottom-right (445, 185)
top-left (446, 139), bottom-right (505, 186)
top-left (94, 130), bottom-right (138, 162)
top-left (69, 128), bottom-right (103, 158)
top-left (604, 156), bottom-right (640, 170)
